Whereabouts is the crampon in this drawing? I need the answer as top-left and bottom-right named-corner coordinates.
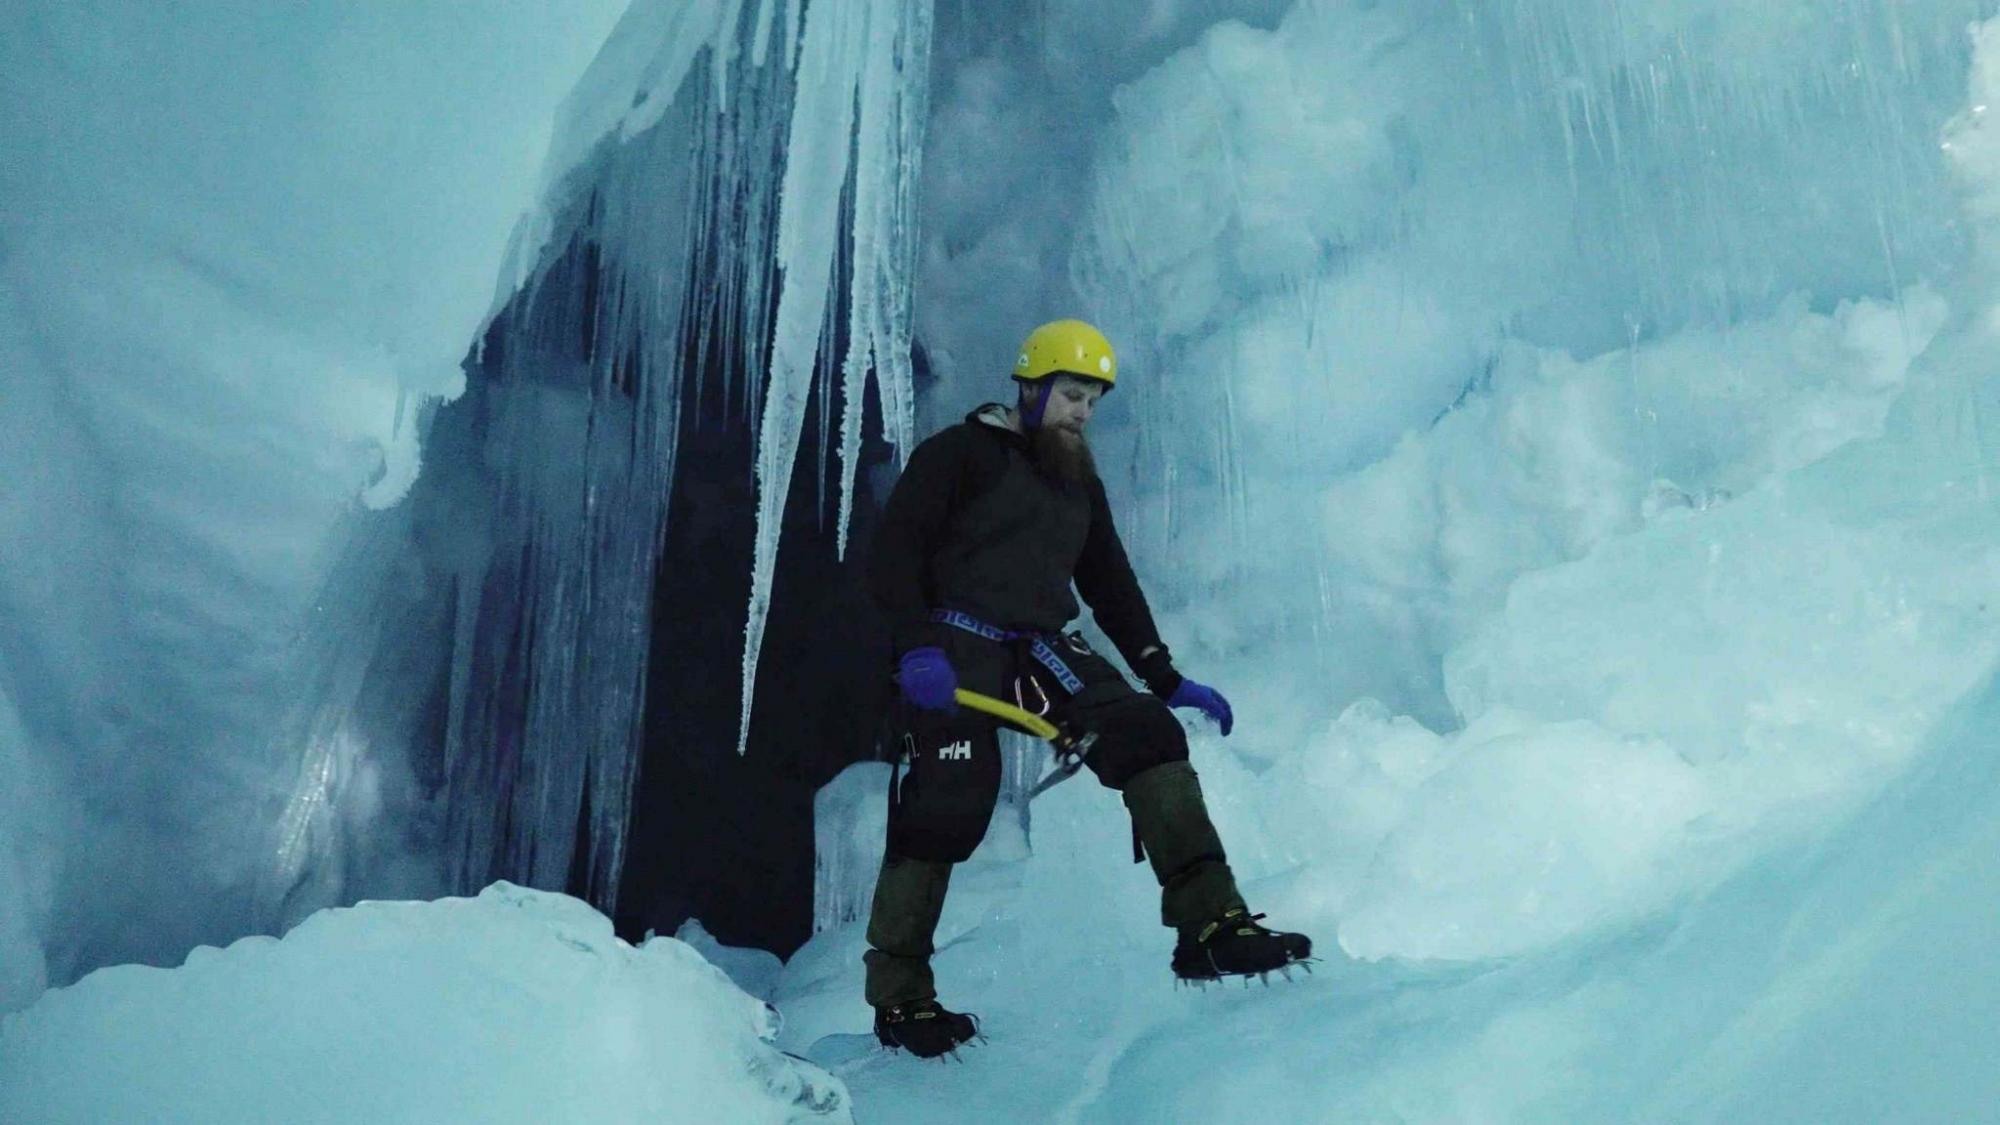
top-left (1172, 908), bottom-right (1314, 985)
top-left (874, 999), bottom-right (984, 1060)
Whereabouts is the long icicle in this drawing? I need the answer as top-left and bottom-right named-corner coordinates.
top-left (739, 0), bottom-right (931, 751)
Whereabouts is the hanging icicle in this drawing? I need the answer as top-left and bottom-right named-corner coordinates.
top-left (740, 0), bottom-right (932, 753)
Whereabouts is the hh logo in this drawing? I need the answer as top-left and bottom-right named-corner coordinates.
top-left (938, 740), bottom-right (972, 762)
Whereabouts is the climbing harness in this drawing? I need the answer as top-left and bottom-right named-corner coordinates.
top-left (929, 610), bottom-right (1086, 694)
top-left (929, 610), bottom-right (1100, 798)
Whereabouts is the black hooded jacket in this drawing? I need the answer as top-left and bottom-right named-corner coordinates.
top-left (865, 404), bottom-right (1180, 694)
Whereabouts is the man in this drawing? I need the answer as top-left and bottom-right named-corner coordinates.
top-left (861, 319), bottom-right (1311, 1059)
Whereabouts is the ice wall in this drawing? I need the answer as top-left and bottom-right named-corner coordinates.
top-left (0, 1), bottom-right (630, 992)
top-left (0, 681), bottom-right (60, 1010)
top-left (1068, 0), bottom-right (1983, 708)
top-left (1057, 0), bottom-right (2000, 968)
top-left (0, 0), bottom-right (942, 995)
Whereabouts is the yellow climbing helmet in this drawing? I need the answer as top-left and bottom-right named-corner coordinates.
top-left (1012, 319), bottom-right (1117, 388)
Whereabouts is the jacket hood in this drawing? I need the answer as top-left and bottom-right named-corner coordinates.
top-left (966, 403), bottom-right (1026, 447)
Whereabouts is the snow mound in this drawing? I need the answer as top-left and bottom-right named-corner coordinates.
top-left (0, 884), bottom-right (849, 1125)
top-left (675, 918), bottom-right (785, 1002)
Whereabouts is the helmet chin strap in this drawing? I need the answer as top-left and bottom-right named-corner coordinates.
top-left (1017, 380), bottom-right (1049, 430)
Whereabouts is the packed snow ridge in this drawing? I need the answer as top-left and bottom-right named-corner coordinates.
top-left (0, 884), bottom-right (849, 1125)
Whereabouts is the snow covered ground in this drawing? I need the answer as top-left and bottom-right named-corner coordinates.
top-left (779, 572), bottom-right (2000, 1121)
top-left (0, 884), bottom-right (849, 1124)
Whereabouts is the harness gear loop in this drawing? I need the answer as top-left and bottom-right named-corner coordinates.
top-left (1012, 671), bottom-right (1051, 717)
top-left (888, 730), bottom-right (915, 816)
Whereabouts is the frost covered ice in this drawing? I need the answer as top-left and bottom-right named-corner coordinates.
top-left (1054, 0), bottom-right (2000, 974)
top-left (813, 763), bottom-right (895, 936)
top-left (0, 0), bottom-right (938, 992)
top-left (0, 0), bottom-right (631, 980)
top-left (0, 884), bottom-right (849, 1125)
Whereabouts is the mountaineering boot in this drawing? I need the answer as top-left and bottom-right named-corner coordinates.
top-left (863, 854), bottom-right (972, 1048)
top-left (1123, 762), bottom-right (1313, 980)
top-left (1172, 906), bottom-right (1312, 981)
top-left (873, 998), bottom-right (981, 1059)
top-left (1121, 761), bottom-right (1245, 930)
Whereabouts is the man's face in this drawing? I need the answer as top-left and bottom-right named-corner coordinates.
top-left (1023, 375), bottom-right (1105, 483)
top-left (1037, 376), bottom-right (1105, 435)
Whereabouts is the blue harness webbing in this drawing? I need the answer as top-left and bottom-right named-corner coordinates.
top-left (929, 609), bottom-right (1086, 695)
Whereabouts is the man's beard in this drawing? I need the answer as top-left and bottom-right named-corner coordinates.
top-left (1030, 422), bottom-right (1096, 484)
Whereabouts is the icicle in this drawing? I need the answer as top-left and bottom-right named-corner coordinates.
top-left (739, 0), bottom-right (868, 755)
top-left (387, 1), bottom-right (796, 913)
top-left (783, 0), bottom-right (807, 71)
top-left (740, 0), bottom-right (931, 752)
top-left (751, 0), bottom-right (781, 69)
top-left (835, 0), bottom-right (902, 558)
top-left (878, 0), bottom-right (931, 463)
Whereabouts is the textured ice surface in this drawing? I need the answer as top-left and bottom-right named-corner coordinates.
top-left (1059, 0), bottom-right (2000, 974)
top-left (783, 5), bottom-right (2000, 1120)
top-left (1072, 0), bottom-right (1982, 727)
top-left (0, 0), bottom-right (629, 981)
top-left (813, 763), bottom-right (895, 936)
top-left (0, 884), bottom-right (850, 1125)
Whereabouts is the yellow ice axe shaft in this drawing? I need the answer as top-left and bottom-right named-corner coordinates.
top-left (952, 688), bottom-right (1059, 741)
top-left (952, 688), bottom-right (1099, 800)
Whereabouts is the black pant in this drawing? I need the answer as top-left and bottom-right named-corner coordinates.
top-left (886, 628), bottom-right (1189, 863)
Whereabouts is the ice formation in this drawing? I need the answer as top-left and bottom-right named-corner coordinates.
top-left (812, 763), bottom-right (896, 936)
top-left (1, 0), bottom-right (937, 990)
top-left (0, 0), bottom-right (632, 985)
top-left (741, 0), bottom-right (930, 752)
top-left (7, 0), bottom-right (2000, 1119)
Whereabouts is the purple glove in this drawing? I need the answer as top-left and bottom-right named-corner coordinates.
top-left (1167, 678), bottom-right (1233, 736)
top-left (897, 646), bottom-right (958, 712)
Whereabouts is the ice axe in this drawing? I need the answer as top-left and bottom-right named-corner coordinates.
top-left (951, 688), bottom-right (1097, 800)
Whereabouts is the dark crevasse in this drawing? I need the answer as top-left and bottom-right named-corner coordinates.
top-left (440, 224), bottom-right (909, 959)
top-left (614, 298), bottom-right (916, 957)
